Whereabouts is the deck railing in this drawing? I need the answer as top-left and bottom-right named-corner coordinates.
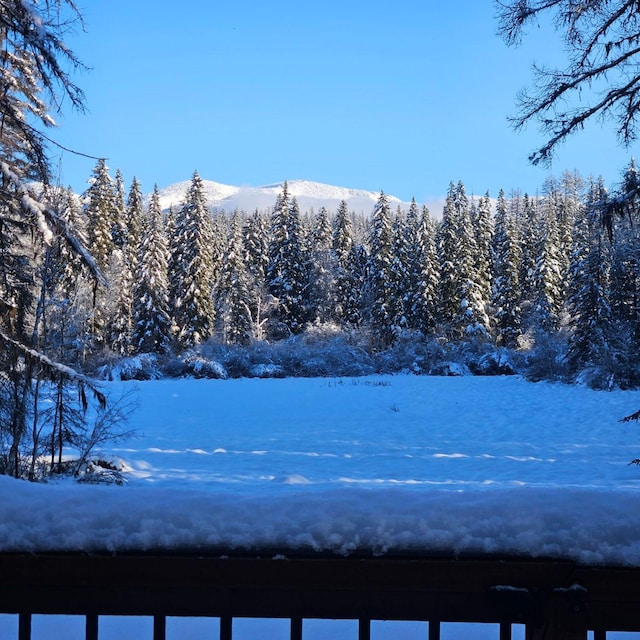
top-left (1, 553), bottom-right (639, 640)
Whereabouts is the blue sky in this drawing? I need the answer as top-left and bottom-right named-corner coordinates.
top-left (52, 0), bottom-right (637, 203)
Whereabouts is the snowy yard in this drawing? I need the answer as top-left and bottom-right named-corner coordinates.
top-left (3, 374), bottom-right (640, 639)
top-left (3, 375), bottom-right (640, 559)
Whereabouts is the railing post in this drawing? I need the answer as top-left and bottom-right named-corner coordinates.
top-left (18, 613), bottom-right (31, 640)
top-left (290, 617), bottom-right (302, 640)
top-left (358, 618), bottom-right (370, 640)
top-left (500, 622), bottom-right (512, 640)
top-left (153, 615), bottom-right (166, 640)
top-left (85, 614), bottom-right (98, 640)
top-left (429, 620), bottom-right (441, 640)
top-left (220, 616), bottom-right (232, 640)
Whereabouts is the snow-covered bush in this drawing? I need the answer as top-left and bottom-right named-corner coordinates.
top-left (373, 332), bottom-right (446, 374)
top-left (96, 354), bottom-right (162, 381)
top-left (523, 331), bottom-right (570, 382)
top-left (167, 351), bottom-right (228, 379)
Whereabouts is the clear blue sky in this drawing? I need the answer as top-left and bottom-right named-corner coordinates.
top-left (52, 0), bottom-right (637, 202)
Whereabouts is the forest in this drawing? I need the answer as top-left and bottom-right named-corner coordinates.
top-left (13, 158), bottom-right (639, 391)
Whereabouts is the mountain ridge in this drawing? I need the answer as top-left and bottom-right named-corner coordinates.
top-left (152, 178), bottom-right (430, 215)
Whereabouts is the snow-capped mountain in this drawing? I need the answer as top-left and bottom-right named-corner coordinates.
top-left (153, 179), bottom-right (412, 214)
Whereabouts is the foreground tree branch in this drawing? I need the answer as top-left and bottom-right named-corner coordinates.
top-left (497, 0), bottom-right (640, 164)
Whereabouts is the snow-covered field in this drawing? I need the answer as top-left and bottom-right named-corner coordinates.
top-left (3, 374), bottom-right (640, 639)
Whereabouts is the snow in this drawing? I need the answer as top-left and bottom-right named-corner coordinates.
top-left (2, 375), bottom-right (640, 566)
top-left (153, 178), bottom-right (414, 215)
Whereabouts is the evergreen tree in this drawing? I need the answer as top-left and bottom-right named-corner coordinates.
top-left (437, 182), bottom-right (462, 324)
top-left (169, 171), bottom-right (216, 347)
top-left (518, 193), bottom-right (540, 319)
top-left (126, 177), bottom-right (145, 259)
top-left (216, 211), bottom-right (254, 344)
top-left (388, 207), bottom-right (409, 332)
top-left (112, 169), bottom-right (128, 250)
top-left (531, 208), bottom-right (565, 331)
top-left (332, 200), bottom-right (362, 327)
top-left (85, 159), bottom-right (117, 275)
top-left (267, 184), bottom-right (308, 334)
top-left (567, 178), bottom-right (614, 382)
top-left (243, 209), bottom-right (271, 340)
top-left (307, 207), bottom-right (336, 324)
top-left (133, 186), bottom-right (171, 353)
top-left (366, 191), bottom-right (395, 346)
top-left (0, 0), bottom-right (106, 479)
top-left (438, 182), bottom-right (489, 337)
top-left (403, 199), bottom-right (425, 331)
top-left (472, 192), bottom-right (494, 304)
top-left (415, 205), bottom-right (440, 335)
top-left (492, 189), bottom-right (522, 347)
top-left (83, 159), bottom-right (120, 349)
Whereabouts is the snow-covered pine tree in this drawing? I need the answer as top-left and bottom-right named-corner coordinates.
top-left (437, 182), bottom-right (462, 325)
top-left (491, 189), bottom-right (522, 348)
top-left (107, 177), bottom-right (145, 356)
top-left (132, 185), bottom-right (171, 354)
top-left (83, 159), bottom-right (120, 349)
top-left (216, 211), bottom-right (254, 344)
top-left (455, 185), bottom-right (490, 337)
top-left (169, 171), bottom-right (216, 348)
top-left (366, 191), bottom-right (395, 347)
top-left (85, 159), bottom-right (117, 275)
top-left (438, 182), bottom-right (489, 337)
top-left (126, 177), bottom-right (145, 259)
top-left (403, 198), bottom-right (424, 331)
top-left (607, 160), bottom-right (640, 385)
top-left (566, 177), bottom-right (615, 384)
top-left (112, 169), bottom-right (128, 250)
top-left (388, 207), bottom-right (409, 333)
top-left (415, 205), bottom-right (440, 335)
top-left (267, 184), bottom-right (309, 334)
top-left (472, 192), bottom-right (494, 304)
top-left (0, 0), bottom-right (107, 478)
top-left (332, 200), bottom-right (362, 327)
top-left (307, 207), bottom-right (336, 324)
top-left (531, 207), bottom-right (565, 332)
top-left (243, 209), bottom-right (271, 340)
top-left (518, 192), bottom-right (540, 322)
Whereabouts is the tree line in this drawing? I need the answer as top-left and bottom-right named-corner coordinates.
top-left (26, 158), bottom-right (639, 391)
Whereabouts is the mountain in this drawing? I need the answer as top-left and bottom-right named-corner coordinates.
top-left (153, 179), bottom-right (415, 215)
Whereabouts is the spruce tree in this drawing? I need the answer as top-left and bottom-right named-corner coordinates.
top-left (217, 211), bottom-right (254, 344)
top-left (416, 205), bottom-right (440, 335)
top-left (492, 189), bottom-right (522, 347)
top-left (133, 186), bottom-right (171, 354)
top-left (473, 192), bottom-right (494, 304)
top-left (243, 209), bottom-right (271, 340)
top-left (332, 200), bottom-right (362, 327)
top-left (438, 182), bottom-right (489, 337)
top-left (366, 191), bottom-right (395, 346)
top-left (307, 207), bottom-right (336, 324)
top-left (85, 159), bottom-right (117, 275)
top-left (567, 178), bottom-right (614, 382)
top-left (531, 208), bottom-right (565, 331)
top-left (169, 171), bottom-right (216, 347)
top-left (267, 184), bottom-right (309, 334)
top-left (0, 0), bottom-right (106, 479)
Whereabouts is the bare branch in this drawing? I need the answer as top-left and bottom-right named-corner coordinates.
top-left (497, 0), bottom-right (640, 163)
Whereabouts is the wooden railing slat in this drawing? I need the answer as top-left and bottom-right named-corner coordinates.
top-left (290, 617), bottom-right (302, 640)
top-left (85, 614), bottom-right (98, 640)
top-left (220, 615), bottom-right (232, 640)
top-left (18, 613), bottom-right (30, 640)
